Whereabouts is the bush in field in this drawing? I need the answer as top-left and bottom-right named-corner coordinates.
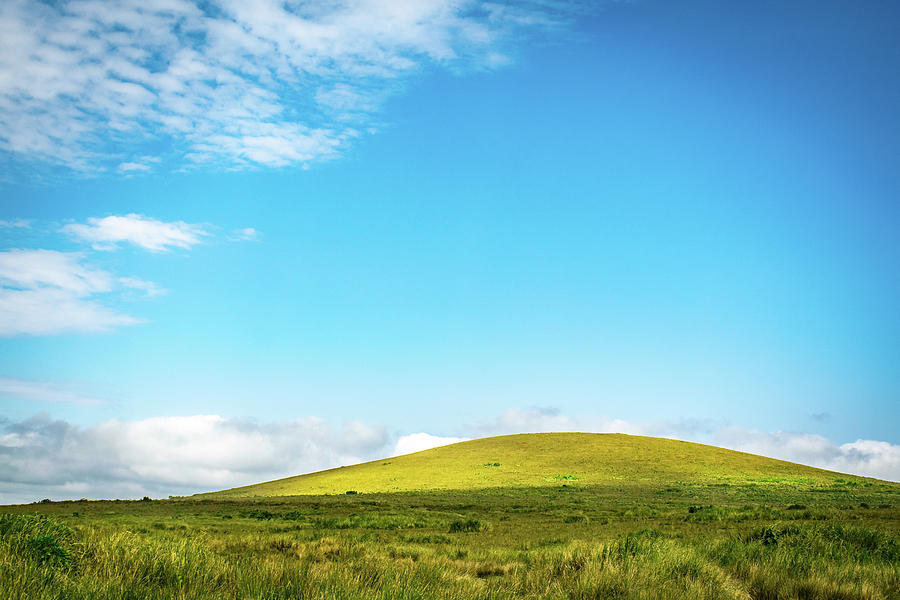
top-left (27, 534), bottom-right (72, 566)
top-left (0, 514), bottom-right (75, 568)
top-left (563, 513), bottom-right (589, 523)
top-left (449, 518), bottom-right (489, 533)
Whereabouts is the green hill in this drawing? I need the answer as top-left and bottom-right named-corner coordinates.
top-left (202, 432), bottom-right (867, 498)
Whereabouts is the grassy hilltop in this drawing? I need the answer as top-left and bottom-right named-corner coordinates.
top-left (2, 433), bottom-right (898, 599)
top-left (203, 432), bottom-right (857, 498)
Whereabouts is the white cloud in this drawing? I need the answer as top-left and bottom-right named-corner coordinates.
top-left (117, 162), bottom-right (151, 173)
top-left (710, 428), bottom-right (900, 483)
top-left (0, 378), bottom-right (102, 406)
top-left (0, 249), bottom-right (111, 293)
top-left (0, 249), bottom-right (145, 336)
top-left (0, 287), bottom-right (141, 336)
top-left (472, 408), bottom-right (900, 481)
top-left (393, 432), bottom-right (469, 456)
top-left (0, 0), bottom-right (581, 172)
top-left (228, 227), bottom-right (261, 242)
top-left (118, 276), bottom-right (167, 297)
top-left (62, 214), bottom-right (209, 252)
top-left (0, 413), bottom-right (391, 504)
top-left (835, 440), bottom-right (900, 481)
top-left (0, 219), bottom-right (30, 229)
top-left (1, 408), bottom-right (898, 505)
top-left (474, 407), bottom-right (646, 437)
top-left (0, 214), bottom-right (249, 335)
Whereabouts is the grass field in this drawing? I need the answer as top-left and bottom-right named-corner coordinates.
top-left (2, 433), bottom-right (898, 599)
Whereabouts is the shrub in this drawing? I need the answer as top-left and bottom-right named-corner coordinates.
top-left (759, 527), bottom-right (778, 546)
top-left (449, 519), bottom-right (489, 533)
top-left (563, 514), bottom-right (589, 524)
top-left (0, 514), bottom-right (75, 569)
top-left (475, 563), bottom-right (506, 578)
top-left (27, 534), bottom-right (72, 567)
top-left (246, 509), bottom-right (275, 520)
top-left (746, 524), bottom-right (801, 547)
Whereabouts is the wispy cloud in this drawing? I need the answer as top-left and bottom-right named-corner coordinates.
top-left (1, 214), bottom-right (255, 335)
top-left (0, 249), bottom-right (144, 336)
top-left (0, 378), bottom-right (102, 406)
top-left (0, 249), bottom-right (111, 293)
top-left (0, 0), bottom-right (579, 173)
top-left (117, 156), bottom-right (160, 174)
top-left (118, 276), bottom-right (167, 297)
top-left (472, 407), bottom-right (646, 437)
top-left (227, 227), bottom-right (261, 242)
top-left (62, 214), bottom-right (209, 252)
top-left (117, 163), bottom-right (152, 173)
top-left (0, 219), bottom-right (30, 229)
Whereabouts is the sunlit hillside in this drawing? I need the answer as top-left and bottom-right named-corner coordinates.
top-left (201, 432), bottom-right (867, 498)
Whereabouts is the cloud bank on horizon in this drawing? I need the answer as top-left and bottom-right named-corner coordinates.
top-left (0, 0), bottom-right (574, 173)
top-left (1, 408), bottom-right (898, 505)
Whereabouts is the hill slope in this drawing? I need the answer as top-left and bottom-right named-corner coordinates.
top-left (202, 433), bottom-right (870, 498)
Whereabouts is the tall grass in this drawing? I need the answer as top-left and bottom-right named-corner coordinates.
top-left (2, 510), bottom-right (898, 599)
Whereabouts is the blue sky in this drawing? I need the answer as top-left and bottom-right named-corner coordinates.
top-left (1, 0), bottom-right (898, 502)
